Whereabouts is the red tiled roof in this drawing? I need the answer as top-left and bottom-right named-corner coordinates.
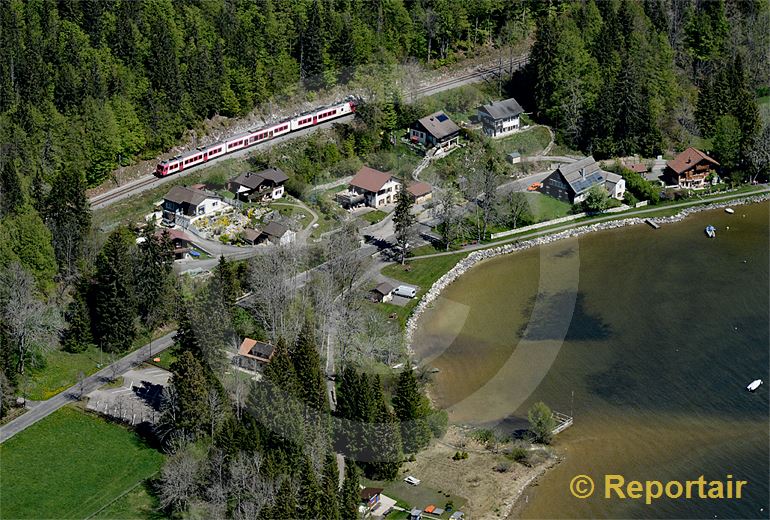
top-left (629, 163), bottom-right (648, 173)
top-left (155, 228), bottom-right (192, 242)
top-left (666, 147), bottom-right (719, 175)
top-left (349, 166), bottom-right (394, 192)
top-left (407, 181), bottom-right (432, 198)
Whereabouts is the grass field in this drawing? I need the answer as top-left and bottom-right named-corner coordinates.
top-left (360, 209), bottom-right (388, 224)
top-left (525, 191), bottom-right (573, 222)
top-left (93, 481), bottom-right (164, 520)
top-left (495, 126), bottom-right (552, 156)
top-left (361, 477), bottom-right (466, 519)
top-left (23, 346), bottom-right (104, 400)
top-left (0, 407), bottom-right (164, 519)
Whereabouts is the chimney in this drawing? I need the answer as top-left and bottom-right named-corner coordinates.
top-left (580, 167), bottom-right (586, 179)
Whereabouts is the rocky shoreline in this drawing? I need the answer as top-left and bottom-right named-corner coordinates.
top-left (405, 193), bottom-right (770, 347)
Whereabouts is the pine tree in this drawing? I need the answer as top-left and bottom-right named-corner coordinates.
top-left (263, 337), bottom-right (300, 397)
top-left (712, 115), bottom-right (742, 172)
top-left (0, 157), bottom-right (24, 217)
top-left (302, 0), bottom-right (326, 89)
top-left (392, 183), bottom-right (416, 265)
top-left (211, 255), bottom-right (239, 310)
top-left (297, 455), bottom-right (323, 518)
top-left (392, 363), bottom-right (431, 453)
top-left (136, 228), bottom-right (174, 327)
top-left (265, 478), bottom-right (298, 519)
top-left (320, 452), bottom-right (341, 520)
top-left (92, 227), bottom-right (137, 352)
top-left (366, 374), bottom-right (403, 479)
top-left (62, 279), bottom-right (92, 353)
top-left (728, 55), bottom-right (761, 158)
top-left (166, 350), bottom-right (211, 437)
top-left (291, 319), bottom-right (329, 412)
top-left (43, 165), bottom-right (91, 279)
top-left (339, 461), bottom-right (361, 519)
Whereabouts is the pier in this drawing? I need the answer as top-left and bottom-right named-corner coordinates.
top-left (645, 219), bottom-right (660, 229)
top-left (551, 411), bottom-right (574, 436)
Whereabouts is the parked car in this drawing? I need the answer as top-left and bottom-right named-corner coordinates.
top-left (527, 182), bottom-right (541, 191)
top-left (393, 285), bottom-right (417, 298)
top-left (404, 476), bottom-right (421, 486)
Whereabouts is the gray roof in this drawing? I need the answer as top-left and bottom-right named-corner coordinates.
top-left (256, 167), bottom-right (289, 184)
top-left (262, 221), bottom-right (289, 238)
top-left (415, 111), bottom-right (460, 139)
top-left (373, 282), bottom-right (395, 295)
top-left (164, 186), bottom-right (209, 206)
top-left (557, 156), bottom-right (609, 195)
top-left (478, 97), bottom-right (524, 120)
top-left (232, 168), bottom-right (288, 190)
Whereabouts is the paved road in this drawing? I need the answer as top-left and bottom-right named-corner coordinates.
top-left (0, 332), bottom-right (176, 444)
top-left (413, 187), bottom-right (770, 259)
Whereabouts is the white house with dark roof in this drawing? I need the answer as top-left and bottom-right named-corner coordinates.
top-left (409, 111), bottom-right (460, 151)
top-left (477, 97), bottom-right (524, 137)
top-left (337, 166), bottom-right (401, 208)
top-left (541, 157), bottom-right (625, 204)
top-left (228, 167), bottom-right (289, 201)
top-left (161, 186), bottom-right (224, 225)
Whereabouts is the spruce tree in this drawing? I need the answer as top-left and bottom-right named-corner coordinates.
top-left (291, 319), bottom-right (329, 412)
top-left (339, 462), bottom-right (361, 519)
top-left (266, 478), bottom-right (298, 519)
top-left (62, 280), bottom-right (92, 353)
top-left (136, 228), bottom-right (174, 327)
top-left (43, 165), bottom-right (91, 278)
top-left (92, 227), bottom-right (137, 352)
top-left (265, 337), bottom-right (299, 397)
top-left (320, 452), bottom-right (341, 520)
top-left (392, 363), bottom-right (431, 453)
top-left (0, 157), bottom-right (24, 217)
top-left (367, 374), bottom-right (403, 480)
top-left (167, 350), bottom-right (211, 436)
top-left (297, 455), bottom-right (323, 519)
top-left (392, 183), bottom-right (416, 265)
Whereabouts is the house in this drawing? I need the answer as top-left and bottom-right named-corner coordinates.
top-left (541, 156), bottom-right (626, 204)
top-left (228, 168), bottom-right (289, 201)
top-left (259, 221), bottom-right (295, 245)
top-left (155, 228), bottom-right (194, 260)
top-left (337, 166), bottom-right (401, 208)
top-left (409, 508), bottom-right (423, 520)
top-left (506, 151), bottom-right (521, 164)
top-left (161, 186), bottom-right (224, 225)
top-left (241, 228), bottom-right (262, 245)
top-left (628, 163), bottom-right (648, 174)
top-left (664, 147), bottom-right (720, 189)
top-left (371, 282), bottom-right (395, 303)
top-left (477, 97), bottom-right (524, 137)
top-left (407, 181), bottom-right (433, 205)
top-left (360, 487), bottom-right (383, 512)
top-left (409, 111), bottom-right (460, 151)
top-left (237, 338), bottom-right (275, 371)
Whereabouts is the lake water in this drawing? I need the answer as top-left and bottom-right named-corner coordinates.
top-left (412, 203), bottom-right (769, 519)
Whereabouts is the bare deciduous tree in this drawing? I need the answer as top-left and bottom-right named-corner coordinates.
top-left (431, 184), bottom-right (463, 250)
top-left (0, 263), bottom-right (63, 375)
top-left (158, 447), bottom-right (201, 512)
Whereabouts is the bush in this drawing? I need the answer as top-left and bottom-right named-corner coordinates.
top-left (427, 409), bottom-right (449, 438)
top-left (528, 402), bottom-right (555, 444)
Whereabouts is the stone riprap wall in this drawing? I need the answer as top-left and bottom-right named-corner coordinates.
top-left (405, 192), bottom-right (769, 347)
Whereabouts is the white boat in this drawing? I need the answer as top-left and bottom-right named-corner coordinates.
top-left (746, 379), bottom-right (763, 392)
top-left (705, 225), bottom-right (716, 238)
top-left (725, 208), bottom-right (735, 214)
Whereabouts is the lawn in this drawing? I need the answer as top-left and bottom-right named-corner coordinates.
top-left (361, 478), bottom-right (466, 519)
top-left (525, 191), bottom-right (573, 222)
top-left (495, 125), bottom-right (552, 156)
top-left (22, 346), bottom-right (104, 400)
top-left (361, 209), bottom-right (388, 224)
top-left (93, 481), bottom-right (165, 520)
top-left (0, 407), bottom-right (164, 519)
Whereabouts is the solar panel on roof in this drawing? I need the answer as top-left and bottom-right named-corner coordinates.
top-left (436, 113), bottom-right (448, 122)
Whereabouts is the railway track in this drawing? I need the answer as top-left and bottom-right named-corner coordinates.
top-left (89, 55), bottom-right (529, 209)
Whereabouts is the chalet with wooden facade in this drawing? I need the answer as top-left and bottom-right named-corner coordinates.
top-left (228, 168), bottom-right (289, 202)
top-left (409, 111), bottom-right (460, 151)
top-left (337, 166), bottom-right (401, 208)
top-left (477, 97), bottom-right (524, 137)
top-left (237, 338), bottom-right (275, 371)
top-left (541, 156), bottom-right (626, 204)
top-left (155, 228), bottom-right (194, 260)
top-left (664, 147), bottom-right (720, 189)
top-left (407, 181), bottom-right (433, 205)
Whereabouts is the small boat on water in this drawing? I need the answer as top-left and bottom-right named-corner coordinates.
top-left (747, 379), bottom-right (763, 392)
top-left (725, 208), bottom-right (735, 214)
top-left (705, 225), bottom-right (716, 238)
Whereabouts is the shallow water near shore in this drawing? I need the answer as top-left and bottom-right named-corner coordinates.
top-left (412, 202), bottom-right (769, 519)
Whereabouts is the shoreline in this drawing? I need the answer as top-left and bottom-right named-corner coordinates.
top-left (407, 193), bottom-right (769, 518)
top-left (405, 192), bottom-right (770, 348)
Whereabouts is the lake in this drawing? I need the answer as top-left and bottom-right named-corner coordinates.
top-left (412, 202), bottom-right (769, 518)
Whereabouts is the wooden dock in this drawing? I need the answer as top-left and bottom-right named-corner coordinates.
top-left (551, 411), bottom-right (574, 436)
top-left (645, 219), bottom-right (660, 229)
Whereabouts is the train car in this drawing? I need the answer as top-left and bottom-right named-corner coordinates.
top-left (155, 98), bottom-right (357, 177)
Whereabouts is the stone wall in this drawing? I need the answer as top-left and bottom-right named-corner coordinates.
top-left (405, 193), bottom-right (769, 348)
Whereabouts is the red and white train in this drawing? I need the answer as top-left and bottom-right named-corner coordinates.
top-left (155, 98), bottom-right (357, 177)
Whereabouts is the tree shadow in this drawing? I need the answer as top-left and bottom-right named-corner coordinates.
top-left (518, 292), bottom-right (612, 342)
